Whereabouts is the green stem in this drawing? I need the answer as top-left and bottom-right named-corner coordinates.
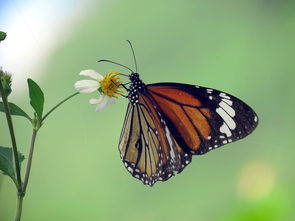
top-left (22, 92), bottom-right (79, 194)
top-left (22, 129), bottom-right (37, 194)
top-left (14, 194), bottom-right (23, 221)
top-left (41, 92), bottom-right (79, 122)
top-left (0, 81), bottom-right (22, 191)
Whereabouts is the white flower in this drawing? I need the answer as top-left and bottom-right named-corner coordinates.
top-left (74, 69), bottom-right (122, 111)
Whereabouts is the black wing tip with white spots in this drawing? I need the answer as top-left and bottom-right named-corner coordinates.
top-left (193, 85), bottom-right (259, 155)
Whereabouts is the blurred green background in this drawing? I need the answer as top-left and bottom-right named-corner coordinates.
top-left (1, 0), bottom-right (295, 220)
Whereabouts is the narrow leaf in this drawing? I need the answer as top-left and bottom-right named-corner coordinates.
top-left (0, 102), bottom-right (31, 121)
top-left (0, 146), bottom-right (25, 183)
top-left (27, 78), bottom-right (44, 118)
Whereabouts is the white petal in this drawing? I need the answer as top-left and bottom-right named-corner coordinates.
top-left (94, 95), bottom-right (116, 112)
top-left (74, 80), bottom-right (99, 93)
top-left (89, 96), bottom-right (103, 104)
top-left (79, 69), bottom-right (103, 80)
top-left (106, 97), bottom-right (116, 106)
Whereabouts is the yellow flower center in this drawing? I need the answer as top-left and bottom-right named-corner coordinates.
top-left (100, 71), bottom-right (123, 98)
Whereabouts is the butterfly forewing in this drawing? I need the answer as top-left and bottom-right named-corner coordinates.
top-left (146, 83), bottom-right (258, 155)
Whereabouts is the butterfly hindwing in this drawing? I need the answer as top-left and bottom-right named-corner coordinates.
top-left (146, 83), bottom-right (258, 155)
top-left (118, 99), bottom-right (192, 186)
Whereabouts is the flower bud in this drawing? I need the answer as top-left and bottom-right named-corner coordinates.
top-left (0, 68), bottom-right (12, 97)
top-left (0, 32), bottom-right (6, 42)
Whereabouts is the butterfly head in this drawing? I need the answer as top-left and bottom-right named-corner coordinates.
top-left (128, 73), bottom-right (146, 104)
top-left (129, 72), bottom-right (140, 82)
top-left (97, 41), bottom-right (146, 104)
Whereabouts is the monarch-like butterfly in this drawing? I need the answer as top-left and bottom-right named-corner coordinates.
top-left (98, 41), bottom-right (258, 186)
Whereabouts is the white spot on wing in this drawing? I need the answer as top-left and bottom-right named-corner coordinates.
top-left (219, 101), bottom-right (235, 117)
top-left (222, 98), bottom-right (233, 106)
top-left (220, 92), bottom-right (230, 99)
top-left (207, 89), bottom-right (213, 94)
top-left (165, 126), bottom-right (176, 161)
top-left (128, 167), bottom-right (133, 173)
top-left (220, 123), bottom-right (232, 137)
top-left (216, 107), bottom-right (236, 130)
top-left (254, 116), bottom-right (258, 122)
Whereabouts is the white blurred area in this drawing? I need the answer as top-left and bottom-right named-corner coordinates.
top-left (0, 0), bottom-right (93, 97)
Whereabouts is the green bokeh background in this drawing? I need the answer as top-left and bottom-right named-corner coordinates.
top-left (1, 0), bottom-right (295, 220)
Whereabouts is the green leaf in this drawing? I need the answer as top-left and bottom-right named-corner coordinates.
top-left (0, 32), bottom-right (6, 42)
top-left (0, 102), bottom-right (32, 121)
top-left (0, 146), bottom-right (25, 183)
top-left (27, 78), bottom-right (44, 118)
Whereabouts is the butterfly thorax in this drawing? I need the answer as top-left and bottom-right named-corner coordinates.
top-left (128, 73), bottom-right (146, 104)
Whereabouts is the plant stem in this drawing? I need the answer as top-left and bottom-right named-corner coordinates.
top-left (14, 194), bottom-right (23, 221)
top-left (22, 129), bottom-right (37, 193)
top-left (0, 81), bottom-right (22, 191)
top-left (22, 92), bottom-right (79, 192)
top-left (42, 92), bottom-right (79, 122)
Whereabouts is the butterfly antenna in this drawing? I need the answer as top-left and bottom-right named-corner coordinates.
top-left (126, 40), bottom-right (138, 73)
top-left (115, 73), bottom-right (129, 77)
top-left (97, 59), bottom-right (134, 73)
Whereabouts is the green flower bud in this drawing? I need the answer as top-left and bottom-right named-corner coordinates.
top-left (0, 32), bottom-right (7, 42)
top-left (0, 68), bottom-right (12, 97)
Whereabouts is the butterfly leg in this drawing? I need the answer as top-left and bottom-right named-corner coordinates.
top-left (111, 79), bottom-right (130, 91)
top-left (120, 94), bottom-right (128, 98)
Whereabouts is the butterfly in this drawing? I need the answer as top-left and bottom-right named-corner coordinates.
top-left (98, 41), bottom-right (258, 186)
